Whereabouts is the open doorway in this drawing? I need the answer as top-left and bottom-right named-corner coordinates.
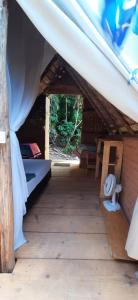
top-left (49, 94), bottom-right (82, 164)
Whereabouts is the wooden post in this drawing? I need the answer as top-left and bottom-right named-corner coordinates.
top-left (45, 96), bottom-right (50, 159)
top-left (95, 139), bottom-right (102, 179)
top-left (100, 141), bottom-right (110, 198)
top-left (96, 140), bottom-right (123, 198)
top-left (0, 0), bottom-right (15, 272)
top-left (114, 142), bottom-right (123, 181)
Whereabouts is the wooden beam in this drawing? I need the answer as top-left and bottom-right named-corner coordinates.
top-left (39, 55), bottom-right (62, 94)
top-left (66, 60), bottom-right (135, 135)
top-left (90, 92), bottom-right (117, 131)
top-left (92, 89), bottom-right (134, 135)
top-left (0, 0), bottom-right (15, 272)
top-left (74, 75), bottom-right (119, 133)
top-left (45, 97), bottom-right (50, 159)
top-left (87, 88), bottom-right (122, 131)
top-left (67, 67), bottom-right (111, 133)
top-left (40, 54), bottom-right (136, 135)
top-left (44, 71), bottom-right (81, 95)
top-left (46, 82), bottom-right (80, 95)
top-left (76, 71), bottom-right (133, 135)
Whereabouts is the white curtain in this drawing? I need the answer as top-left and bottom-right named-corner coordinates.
top-left (7, 1), bottom-right (55, 249)
top-left (125, 198), bottom-right (138, 260)
top-left (16, 0), bottom-right (138, 123)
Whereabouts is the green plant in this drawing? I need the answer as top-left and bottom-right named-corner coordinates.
top-left (49, 94), bottom-right (83, 153)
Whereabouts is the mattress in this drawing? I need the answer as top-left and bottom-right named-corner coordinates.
top-left (23, 159), bottom-right (51, 196)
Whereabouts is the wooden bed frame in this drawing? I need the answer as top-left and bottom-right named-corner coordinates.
top-left (25, 169), bottom-right (51, 212)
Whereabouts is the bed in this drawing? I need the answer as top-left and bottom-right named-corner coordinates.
top-left (23, 159), bottom-right (51, 196)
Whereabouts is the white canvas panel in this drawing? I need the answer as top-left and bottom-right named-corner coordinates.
top-left (16, 0), bottom-right (138, 122)
top-left (7, 1), bottom-right (55, 250)
top-left (125, 199), bottom-right (138, 260)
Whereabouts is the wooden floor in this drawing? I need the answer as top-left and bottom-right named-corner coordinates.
top-left (0, 163), bottom-right (138, 299)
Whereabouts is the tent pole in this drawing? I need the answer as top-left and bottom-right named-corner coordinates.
top-left (0, 0), bottom-right (15, 272)
top-left (45, 96), bottom-right (50, 159)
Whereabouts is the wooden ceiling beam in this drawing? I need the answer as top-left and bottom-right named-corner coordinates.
top-left (39, 55), bottom-right (64, 94)
top-left (67, 67), bottom-right (111, 133)
top-left (68, 64), bottom-right (134, 135)
top-left (88, 85), bottom-right (134, 135)
top-left (64, 61), bottom-right (116, 133)
top-left (67, 67), bottom-right (114, 131)
top-left (90, 91), bottom-right (119, 132)
top-left (61, 56), bottom-right (134, 135)
top-left (39, 54), bottom-right (136, 135)
top-left (46, 84), bottom-right (80, 95)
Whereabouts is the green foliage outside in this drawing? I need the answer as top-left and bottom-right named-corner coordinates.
top-left (49, 94), bottom-right (83, 153)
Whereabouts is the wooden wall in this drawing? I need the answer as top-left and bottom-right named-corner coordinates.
top-left (121, 138), bottom-right (138, 221)
top-left (17, 95), bottom-right (45, 158)
top-left (81, 98), bottom-right (107, 145)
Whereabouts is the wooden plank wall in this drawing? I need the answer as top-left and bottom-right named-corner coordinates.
top-left (121, 137), bottom-right (138, 221)
top-left (0, 0), bottom-right (15, 272)
top-left (81, 98), bottom-right (107, 145)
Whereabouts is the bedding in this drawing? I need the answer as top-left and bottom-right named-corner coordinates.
top-left (23, 159), bottom-right (51, 196)
top-left (20, 143), bottom-right (42, 159)
top-left (26, 173), bottom-right (35, 182)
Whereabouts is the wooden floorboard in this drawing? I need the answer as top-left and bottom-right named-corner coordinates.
top-left (103, 208), bottom-right (133, 261)
top-left (37, 192), bottom-right (99, 203)
top-left (24, 215), bottom-right (106, 233)
top-left (27, 207), bottom-right (103, 217)
top-left (1, 163), bottom-right (137, 299)
top-left (33, 197), bottom-right (99, 209)
top-left (0, 259), bottom-right (138, 300)
top-left (16, 232), bottom-right (111, 260)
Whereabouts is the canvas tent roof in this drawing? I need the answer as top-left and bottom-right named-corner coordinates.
top-left (16, 0), bottom-right (138, 122)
